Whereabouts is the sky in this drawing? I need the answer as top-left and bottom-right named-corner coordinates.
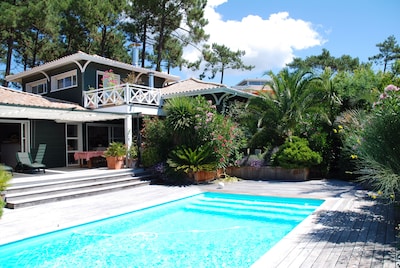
top-left (173, 0), bottom-right (400, 87)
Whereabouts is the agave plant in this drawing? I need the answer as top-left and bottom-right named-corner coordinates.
top-left (167, 145), bottom-right (217, 174)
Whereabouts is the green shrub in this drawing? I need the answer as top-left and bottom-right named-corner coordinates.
top-left (141, 117), bottom-right (171, 161)
top-left (272, 136), bottom-right (322, 169)
top-left (0, 167), bottom-right (12, 219)
top-left (141, 147), bottom-right (162, 168)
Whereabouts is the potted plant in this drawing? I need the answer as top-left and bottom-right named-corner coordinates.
top-left (0, 166), bottom-right (12, 218)
top-left (127, 142), bottom-right (139, 168)
top-left (103, 142), bottom-right (127, 169)
top-left (167, 145), bottom-right (217, 183)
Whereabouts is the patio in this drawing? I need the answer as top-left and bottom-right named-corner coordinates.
top-left (0, 175), bottom-right (397, 267)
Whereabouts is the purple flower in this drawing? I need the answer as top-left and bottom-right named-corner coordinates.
top-left (250, 159), bottom-right (263, 167)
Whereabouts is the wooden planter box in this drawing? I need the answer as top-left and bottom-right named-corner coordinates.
top-left (226, 166), bottom-right (309, 181)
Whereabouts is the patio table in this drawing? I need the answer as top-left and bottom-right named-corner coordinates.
top-left (74, 151), bottom-right (104, 168)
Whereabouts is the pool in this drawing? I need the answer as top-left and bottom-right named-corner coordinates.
top-left (0, 192), bottom-right (323, 267)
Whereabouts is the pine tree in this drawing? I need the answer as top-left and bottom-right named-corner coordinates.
top-left (200, 43), bottom-right (254, 84)
top-left (369, 35), bottom-right (400, 73)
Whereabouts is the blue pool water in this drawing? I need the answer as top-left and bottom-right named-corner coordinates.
top-left (0, 192), bottom-right (323, 268)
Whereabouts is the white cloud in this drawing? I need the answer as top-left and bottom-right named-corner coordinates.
top-left (180, 1), bottom-right (325, 83)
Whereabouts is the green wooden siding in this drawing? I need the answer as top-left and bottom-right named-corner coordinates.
top-left (32, 120), bottom-right (66, 168)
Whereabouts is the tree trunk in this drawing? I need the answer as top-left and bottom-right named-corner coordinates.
top-left (31, 29), bottom-right (39, 68)
top-left (3, 34), bottom-right (14, 87)
top-left (141, 21), bottom-right (147, 68)
top-left (156, 2), bottom-right (167, 72)
top-left (100, 26), bottom-right (107, 57)
top-left (220, 64), bottom-right (225, 84)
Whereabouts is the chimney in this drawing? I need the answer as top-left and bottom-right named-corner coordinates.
top-left (148, 72), bottom-right (154, 88)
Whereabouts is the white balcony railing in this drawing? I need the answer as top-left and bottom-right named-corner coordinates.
top-left (83, 83), bottom-right (161, 109)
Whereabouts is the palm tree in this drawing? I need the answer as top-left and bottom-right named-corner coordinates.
top-left (246, 68), bottom-right (321, 147)
top-left (318, 69), bottom-right (342, 126)
top-left (163, 97), bottom-right (197, 147)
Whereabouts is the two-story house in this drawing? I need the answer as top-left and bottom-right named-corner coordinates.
top-left (2, 51), bottom-right (254, 169)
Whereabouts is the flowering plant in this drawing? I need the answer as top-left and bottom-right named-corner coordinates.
top-left (236, 154), bottom-right (264, 167)
top-left (145, 96), bottom-right (245, 182)
top-left (190, 97), bottom-right (245, 169)
top-left (101, 69), bottom-right (119, 88)
top-left (372, 84), bottom-right (400, 113)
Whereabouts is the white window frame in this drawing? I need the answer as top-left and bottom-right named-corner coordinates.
top-left (96, 70), bottom-right (120, 89)
top-left (51, 70), bottom-right (77, 92)
top-left (66, 123), bottom-right (83, 166)
top-left (0, 119), bottom-right (30, 153)
top-left (26, 79), bottom-right (48, 95)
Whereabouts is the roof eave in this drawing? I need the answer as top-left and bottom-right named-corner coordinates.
top-left (162, 86), bottom-right (256, 99)
top-left (6, 52), bottom-right (180, 83)
top-left (0, 103), bottom-right (128, 122)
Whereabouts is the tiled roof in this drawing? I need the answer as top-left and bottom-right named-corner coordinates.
top-left (161, 78), bottom-right (227, 96)
top-left (161, 77), bottom-right (256, 99)
top-left (0, 86), bottom-right (127, 122)
top-left (0, 86), bottom-right (85, 110)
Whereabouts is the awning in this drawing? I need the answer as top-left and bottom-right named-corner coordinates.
top-left (0, 104), bottom-right (128, 123)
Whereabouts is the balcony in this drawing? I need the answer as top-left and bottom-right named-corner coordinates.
top-left (83, 83), bottom-right (161, 109)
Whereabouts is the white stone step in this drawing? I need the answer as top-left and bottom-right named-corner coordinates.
top-left (5, 169), bottom-right (152, 209)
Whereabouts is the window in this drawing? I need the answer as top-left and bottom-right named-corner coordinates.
top-left (26, 79), bottom-right (47, 94)
top-left (51, 70), bottom-right (77, 91)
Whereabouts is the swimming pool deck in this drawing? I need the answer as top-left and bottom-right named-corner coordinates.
top-left (1, 178), bottom-right (397, 267)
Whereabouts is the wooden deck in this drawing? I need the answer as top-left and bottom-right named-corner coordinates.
top-left (0, 175), bottom-right (397, 267)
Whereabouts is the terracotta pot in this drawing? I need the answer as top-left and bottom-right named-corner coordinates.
top-left (216, 168), bottom-right (224, 178)
top-left (106, 156), bottom-right (125, 169)
top-left (194, 170), bottom-right (217, 183)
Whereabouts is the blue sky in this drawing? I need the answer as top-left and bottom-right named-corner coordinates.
top-left (174, 0), bottom-right (400, 86)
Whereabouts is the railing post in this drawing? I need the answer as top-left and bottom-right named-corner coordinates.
top-left (157, 89), bottom-right (161, 105)
top-left (124, 84), bottom-right (129, 104)
top-left (95, 92), bottom-right (99, 108)
top-left (83, 91), bottom-right (87, 107)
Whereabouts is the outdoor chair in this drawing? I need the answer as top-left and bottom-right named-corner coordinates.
top-left (16, 152), bottom-right (46, 173)
top-left (34, 144), bottom-right (46, 164)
